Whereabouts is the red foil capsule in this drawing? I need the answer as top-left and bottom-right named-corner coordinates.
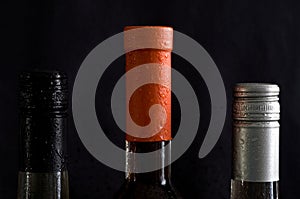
top-left (124, 26), bottom-right (173, 142)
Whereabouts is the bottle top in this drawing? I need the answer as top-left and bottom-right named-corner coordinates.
top-left (233, 83), bottom-right (280, 121)
top-left (234, 83), bottom-right (280, 97)
top-left (19, 70), bottom-right (68, 113)
top-left (124, 26), bottom-right (173, 52)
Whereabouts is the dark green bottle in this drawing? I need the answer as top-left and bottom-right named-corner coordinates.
top-left (17, 71), bottom-right (69, 199)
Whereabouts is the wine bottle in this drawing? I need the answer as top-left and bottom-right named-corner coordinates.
top-left (231, 83), bottom-right (280, 199)
top-left (115, 26), bottom-right (181, 199)
top-left (17, 71), bottom-right (69, 199)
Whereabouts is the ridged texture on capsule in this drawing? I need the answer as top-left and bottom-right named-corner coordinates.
top-left (19, 70), bottom-right (68, 113)
top-left (233, 83), bottom-right (280, 121)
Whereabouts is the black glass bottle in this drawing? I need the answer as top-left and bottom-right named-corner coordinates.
top-left (17, 71), bottom-right (69, 199)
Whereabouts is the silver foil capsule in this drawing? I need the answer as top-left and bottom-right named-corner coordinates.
top-left (232, 83), bottom-right (280, 182)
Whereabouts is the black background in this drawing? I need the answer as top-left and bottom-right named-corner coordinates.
top-left (1, 0), bottom-right (300, 198)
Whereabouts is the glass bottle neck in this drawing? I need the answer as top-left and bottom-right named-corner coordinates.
top-left (17, 170), bottom-right (69, 199)
top-left (231, 180), bottom-right (279, 199)
top-left (125, 141), bottom-right (172, 185)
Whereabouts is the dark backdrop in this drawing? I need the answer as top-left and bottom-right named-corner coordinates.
top-left (1, 0), bottom-right (300, 198)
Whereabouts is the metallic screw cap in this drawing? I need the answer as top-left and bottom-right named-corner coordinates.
top-left (232, 83), bottom-right (280, 182)
top-left (233, 83), bottom-right (280, 121)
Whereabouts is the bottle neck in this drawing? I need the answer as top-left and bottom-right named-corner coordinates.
top-left (19, 111), bottom-right (67, 173)
top-left (17, 170), bottom-right (69, 199)
top-left (125, 141), bottom-right (171, 185)
top-left (231, 180), bottom-right (279, 199)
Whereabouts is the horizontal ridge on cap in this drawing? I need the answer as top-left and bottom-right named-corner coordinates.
top-left (233, 83), bottom-right (280, 121)
top-left (234, 83), bottom-right (280, 97)
top-left (19, 70), bottom-right (68, 112)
